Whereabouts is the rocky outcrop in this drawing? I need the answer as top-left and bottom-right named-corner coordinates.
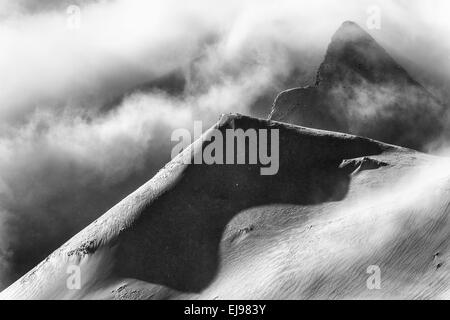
top-left (269, 21), bottom-right (446, 151)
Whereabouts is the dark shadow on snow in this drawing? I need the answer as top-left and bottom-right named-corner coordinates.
top-left (113, 115), bottom-right (389, 293)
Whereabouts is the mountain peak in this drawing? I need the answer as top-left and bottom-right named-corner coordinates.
top-left (269, 21), bottom-right (445, 151)
top-left (315, 21), bottom-right (415, 87)
top-left (332, 21), bottom-right (373, 42)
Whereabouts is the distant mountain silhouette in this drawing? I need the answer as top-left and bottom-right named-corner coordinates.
top-left (269, 21), bottom-right (446, 151)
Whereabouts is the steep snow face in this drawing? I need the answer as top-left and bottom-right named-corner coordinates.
top-left (269, 21), bottom-right (446, 152)
top-left (2, 114), bottom-right (450, 300)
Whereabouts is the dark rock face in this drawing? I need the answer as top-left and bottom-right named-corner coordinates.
top-left (316, 21), bottom-right (417, 88)
top-left (269, 21), bottom-right (446, 151)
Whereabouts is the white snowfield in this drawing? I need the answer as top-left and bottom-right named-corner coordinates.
top-left (1, 114), bottom-right (450, 300)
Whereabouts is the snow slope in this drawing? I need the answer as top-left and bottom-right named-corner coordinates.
top-left (1, 114), bottom-right (450, 299)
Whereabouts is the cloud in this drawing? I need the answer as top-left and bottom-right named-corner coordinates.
top-left (0, 0), bottom-right (449, 289)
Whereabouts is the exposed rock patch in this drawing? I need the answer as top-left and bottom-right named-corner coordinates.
top-left (339, 157), bottom-right (388, 175)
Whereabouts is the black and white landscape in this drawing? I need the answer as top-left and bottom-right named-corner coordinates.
top-left (0, 0), bottom-right (450, 300)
